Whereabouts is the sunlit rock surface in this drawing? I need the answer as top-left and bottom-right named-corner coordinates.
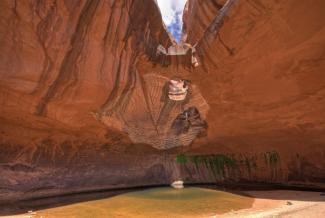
top-left (0, 0), bottom-right (325, 201)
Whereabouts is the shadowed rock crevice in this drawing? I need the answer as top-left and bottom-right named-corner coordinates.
top-left (31, 0), bottom-right (58, 94)
top-left (35, 0), bottom-right (100, 115)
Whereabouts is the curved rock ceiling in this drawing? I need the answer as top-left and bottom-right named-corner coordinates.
top-left (0, 0), bottom-right (325, 201)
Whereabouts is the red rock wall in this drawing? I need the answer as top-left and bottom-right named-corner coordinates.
top-left (0, 0), bottom-right (325, 201)
top-left (0, 0), bottom-right (175, 201)
top-left (182, 0), bottom-right (325, 186)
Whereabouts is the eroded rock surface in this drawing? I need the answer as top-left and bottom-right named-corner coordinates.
top-left (0, 0), bottom-right (325, 202)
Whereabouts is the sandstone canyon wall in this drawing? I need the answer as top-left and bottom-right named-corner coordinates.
top-left (0, 0), bottom-right (325, 202)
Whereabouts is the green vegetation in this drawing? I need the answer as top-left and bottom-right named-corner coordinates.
top-left (176, 154), bottom-right (237, 177)
top-left (176, 151), bottom-right (280, 179)
top-left (264, 151), bottom-right (280, 166)
top-left (263, 151), bottom-right (280, 180)
top-left (176, 154), bottom-right (188, 164)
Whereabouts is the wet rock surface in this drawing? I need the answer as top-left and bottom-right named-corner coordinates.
top-left (0, 0), bottom-right (325, 202)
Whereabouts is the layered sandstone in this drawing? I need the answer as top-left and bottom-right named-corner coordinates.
top-left (0, 0), bottom-right (325, 202)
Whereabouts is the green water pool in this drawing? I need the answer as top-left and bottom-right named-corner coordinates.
top-left (36, 187), bottom-right (253, 218)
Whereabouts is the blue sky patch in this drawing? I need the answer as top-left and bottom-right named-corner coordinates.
top-left (157, 0), bottom-right (187, 43)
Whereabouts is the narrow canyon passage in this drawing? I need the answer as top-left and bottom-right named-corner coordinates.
top-left (0, 0), bottom-right (325, 210)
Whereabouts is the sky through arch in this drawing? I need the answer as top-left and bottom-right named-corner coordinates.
top-left (156, 0), bottom-right (187, 43)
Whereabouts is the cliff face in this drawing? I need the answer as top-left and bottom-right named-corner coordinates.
top-left (182, 0), bottom-right (325, 185)
top-left (0, 0), bottom-right (325, 201)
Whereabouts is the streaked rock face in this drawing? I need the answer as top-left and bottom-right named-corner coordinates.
top-left (99, 73), bottom-right (209, 149)
top-left (0, 0), bottom-right (325, 201)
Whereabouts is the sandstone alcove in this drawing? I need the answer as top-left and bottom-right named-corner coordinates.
top-left (0, 0), bottom-right (324, 206)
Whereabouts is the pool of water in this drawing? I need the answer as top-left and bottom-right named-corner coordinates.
top-left (34, 187), bottom-right (253, 218)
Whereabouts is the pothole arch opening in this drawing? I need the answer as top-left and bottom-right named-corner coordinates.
top-left (156, 0), bottom-right (187, 44)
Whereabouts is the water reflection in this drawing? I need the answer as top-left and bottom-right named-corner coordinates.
top-left (17, 187), bottom-right (253, 218)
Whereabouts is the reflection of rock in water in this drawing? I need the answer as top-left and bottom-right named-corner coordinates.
top-left (100, 73), bottom-right (209, 150)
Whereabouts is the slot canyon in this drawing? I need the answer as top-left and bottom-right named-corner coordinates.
top-left (0, 0), bottom-right (325, 215)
